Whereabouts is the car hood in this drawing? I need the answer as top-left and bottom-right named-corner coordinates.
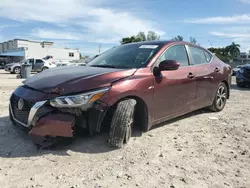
top-left (242, 64), bottom-right (250, 70)
top-left (6, 63), bottom-right (19, 66)
top-left (23, 66), bottom-right (137, 95)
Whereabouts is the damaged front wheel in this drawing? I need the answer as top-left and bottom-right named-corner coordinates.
top-left (108, 99), bottom-right (137, 148)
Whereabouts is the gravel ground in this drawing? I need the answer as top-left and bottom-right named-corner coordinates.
top-left (0, 70), bottom-right (249, 188)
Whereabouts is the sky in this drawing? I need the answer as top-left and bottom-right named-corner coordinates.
top-left (1, 0), bottom-right (250, 55)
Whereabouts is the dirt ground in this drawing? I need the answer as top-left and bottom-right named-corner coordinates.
top-left (0, 69), bottom-right (249, 188)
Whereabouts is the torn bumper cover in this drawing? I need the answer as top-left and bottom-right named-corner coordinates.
top-left (9, 89), bottom-right (110, 147)
top-left (29, 113), bottom-right (75, 137)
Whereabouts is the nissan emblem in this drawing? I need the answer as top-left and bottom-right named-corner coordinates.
top-left (18, 98), bottom-right (24, 110)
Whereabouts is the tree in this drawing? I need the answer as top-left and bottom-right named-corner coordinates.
top-left (146, 31), bottom-right (160, 41)
top-left (172, 35), bottom-right (183, 41)
top-left (121, 36), bottom-right (142, 45)
top-left (189, 36), bottom-right (197, 44)
top-left (208, 47), bottom-right (233, 62)
top-left (225, 42), bottom-right (240, 59)
top-left (136, 31), bottom-right (146, 41)
top-left (121, 31), bottom-right (160, 45)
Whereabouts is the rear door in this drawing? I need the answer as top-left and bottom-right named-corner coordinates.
top-left (187, 46), bottom-right (219, 108)
top-left (33, 59), bottom-right (45, 72)
top-left (153, 44), bottom-right (197, 122)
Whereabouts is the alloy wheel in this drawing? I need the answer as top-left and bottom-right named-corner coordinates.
top-left (14, 67), bottom-right (21, 74)
top-left (216, 85), bottom-right (227, 110)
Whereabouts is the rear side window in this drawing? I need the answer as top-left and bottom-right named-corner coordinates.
top-left (36, 59), bottom-right (44, 63)
top-left (203, 50), bottom-right (212, 62)
top-left (189, 46), bottom-right (208, 65)
top-left (159, 45), bottom-right (189, 67)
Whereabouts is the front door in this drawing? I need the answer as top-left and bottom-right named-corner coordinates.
top-left (153, 45), bottom-right (196, 122)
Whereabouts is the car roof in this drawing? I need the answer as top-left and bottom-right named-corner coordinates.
top-left (122, 40), bottom-right (199, 46)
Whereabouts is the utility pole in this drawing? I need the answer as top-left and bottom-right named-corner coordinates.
top-left (208, 40), bottom-right (213, 47)
top-left (99, 43), bottom-right (101, 54)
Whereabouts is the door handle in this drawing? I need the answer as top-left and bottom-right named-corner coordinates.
top-left (187, 72), bottom-right (195, 79)
top-left (214, 67), bottom-right (220, 72)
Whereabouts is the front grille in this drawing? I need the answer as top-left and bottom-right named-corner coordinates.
top-left (244, 69), bottom-right (250, 79)
top-left (10, 94), bottom-right (35, 125)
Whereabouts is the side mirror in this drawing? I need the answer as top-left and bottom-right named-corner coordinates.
top-left (159, 60), bottom-right (180, 71)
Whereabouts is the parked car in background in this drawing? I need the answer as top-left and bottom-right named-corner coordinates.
top-left (232, 65), bottom-right (243, 76)
top-left (0, 62), bottom-right (5, 69)
top-left (5, 61), bottom-right (24, 74)
top-left (236, 64), bottom-right (250, 87)
top-left (5, 58), bottom-right (56, 74)
top-left (56, 61), bottom-right (72, 67)
top-left (9, 41), bottom-right (232, 149)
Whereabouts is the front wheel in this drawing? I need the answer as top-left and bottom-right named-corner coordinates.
top-left (12, 66), bottom-right (21, 74)
top-left (108, 99), bottom-right (137, 148)
top-left (208, 82), bottom-right (228, 112)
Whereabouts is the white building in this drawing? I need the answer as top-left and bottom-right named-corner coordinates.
top-left (0, 39), bottom-right (80, 61)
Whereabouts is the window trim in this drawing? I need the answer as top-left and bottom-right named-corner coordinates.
top-left (151, 44), bottom-right (191, 70)
top-left (203, 50), bottom-right (212, 63)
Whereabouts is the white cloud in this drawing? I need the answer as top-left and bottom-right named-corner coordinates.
top-left (210, 32), bottom-right (250, 38)
top-left (239, 0), bottom-right (250, 4)
top-left (31, 28), bottom-right (81, 40)
top-left (185, 14), bottom-right (250, 24)
top-left (31, 28), bottom-right (122, 43)
top-left (210, 27), bottom-right (250, 52)
top-left (0, 0), bottom-right (164, 44)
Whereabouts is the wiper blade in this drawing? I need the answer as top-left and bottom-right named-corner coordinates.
top-left (90, 65), bottom-right (116, 68)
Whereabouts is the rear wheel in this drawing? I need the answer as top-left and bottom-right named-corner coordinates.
top-left (12, 66), bottom-right (21, 74)
top-left (42, 67), bottom-right (48, 71)
top-left (108, 99), bottom-right (137, 148)
top-left (209, 82), bottom-right (228, 112)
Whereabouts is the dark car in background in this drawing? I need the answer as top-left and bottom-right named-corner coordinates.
top-left (232, 65), bottom-right (243, 76)
top-left (9, 41), bottom-right (232, 148)
top-left (236, 64), bottom-right (250, 87)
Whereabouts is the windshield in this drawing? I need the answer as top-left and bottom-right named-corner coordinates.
top-left (43, 55), bottom-right (53, 60)
top-left (87, 43), bottom-right (163, 69)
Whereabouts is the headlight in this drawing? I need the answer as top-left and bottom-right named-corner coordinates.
top-left (239, 69), bottom-right (244, 74)
top-left (50, 87), bottom-right (110, 108)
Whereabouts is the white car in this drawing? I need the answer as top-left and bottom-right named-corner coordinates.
top-left (4, 58), bottom-right (56, 74)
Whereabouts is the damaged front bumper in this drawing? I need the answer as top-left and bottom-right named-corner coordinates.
top-left (9, 86), bottom-right (110, 146)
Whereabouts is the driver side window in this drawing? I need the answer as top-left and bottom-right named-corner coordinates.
top-left (158, 45), bottom-right (189, 67)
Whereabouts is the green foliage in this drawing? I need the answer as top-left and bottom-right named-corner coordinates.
top-left (172, 35), bottom-right (183, 41)
top-left (121, 31), bottom-right (160, 45)
top-left (207, 46), bottom-right (235, 62)
top-left (172, 35), bottom-right (197, 44)
top-left (225, 42), bottom-right (240, 58)
top-left (189, 36), bottom-right (197, 44)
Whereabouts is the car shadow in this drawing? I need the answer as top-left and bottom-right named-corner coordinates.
top-left (0, 116), bottom-right (118, 158)
top-left (150, 108), bottom-right (213, 131)
top-left (230, 83), bottom-right (250, 91)
top-left (0, 108), bottom-right (213, 158)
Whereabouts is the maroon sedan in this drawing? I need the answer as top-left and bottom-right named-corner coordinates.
top-left (9, 41), bottom-right (232, 148)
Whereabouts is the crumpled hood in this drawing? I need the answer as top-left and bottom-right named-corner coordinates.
top-left (23, 66), bottom-right (137, 95)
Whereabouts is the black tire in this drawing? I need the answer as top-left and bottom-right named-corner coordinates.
top-left (12, 66), bottom-right (21, 74)
top-left (108, 99), bottom-right (137, 148)
top-left (237, 82), bottom-right (245, 88)
top-left (209, 82), bottom-right (228, 112)
top-left (42, 67), bottom-right (48, 71)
